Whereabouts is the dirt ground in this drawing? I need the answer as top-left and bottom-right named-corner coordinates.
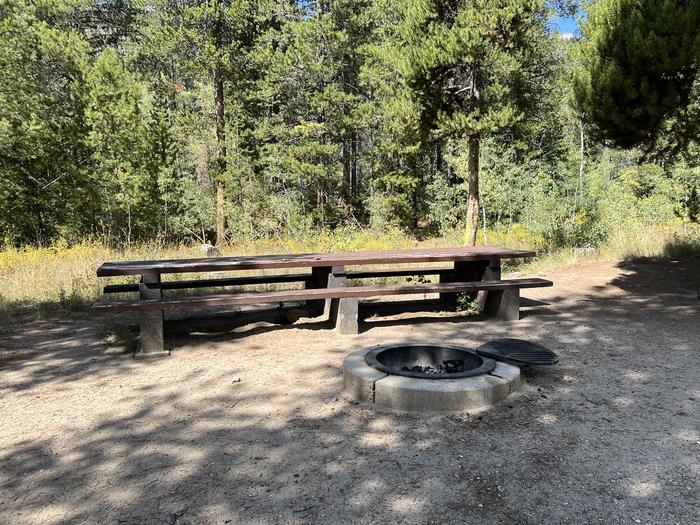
top-left (1, 257), bottom-right (699, 524)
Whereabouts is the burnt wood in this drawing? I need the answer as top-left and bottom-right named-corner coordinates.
top-left (92, 278), bottom-right (553, 313)
top-left (96, 246), bottom-right (535, 277)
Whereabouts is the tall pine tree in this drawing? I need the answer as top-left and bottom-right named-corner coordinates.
top-left (574, 0), bottom-right (700, 153)
top-left (399, 0), bottom-right (550, 245)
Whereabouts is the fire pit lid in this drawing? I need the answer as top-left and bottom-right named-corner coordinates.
top-left (364, 343), bottom-right (496, 379)
top-left (476, 338), bottom-right (558, 365)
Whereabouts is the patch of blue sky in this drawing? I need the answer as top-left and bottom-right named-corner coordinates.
top-left (548, 8), bottom-right (585, 38)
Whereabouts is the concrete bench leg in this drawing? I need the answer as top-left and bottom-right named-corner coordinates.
top-left (483, 288), bottom-right (520, 321)
top-left (330, 297), bottom-right (359, 334)
top-left (138, 311), bottom-right (166, 356)
top-left (136, 274), bottom-right (168, 357)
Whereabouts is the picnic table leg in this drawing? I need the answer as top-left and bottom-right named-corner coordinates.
top-left (307, 266), bottom-right (332, 317)
top-left (481, 255), bottom-right (519, 319)
top-left (439, 260), bottom-right (488, 307)
top-left (477, 256), bottom-right (502, 312)
top-left (483, 257), bottom-right (501, 281)
top-left (136, 273), bottom-right (168, 357)
top-left (327, 266), bottom-right (358, 335)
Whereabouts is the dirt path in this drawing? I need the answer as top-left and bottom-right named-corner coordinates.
top-left (1, 258), bottom-right (698, 524)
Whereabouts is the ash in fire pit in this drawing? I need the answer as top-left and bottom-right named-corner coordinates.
top-left (402, 359), bottom-right (468, 375)
top-left (364, 343), bottom-right (495, 379)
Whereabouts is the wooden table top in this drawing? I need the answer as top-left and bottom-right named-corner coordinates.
top-left (96, 246), bottom-right (536, 277)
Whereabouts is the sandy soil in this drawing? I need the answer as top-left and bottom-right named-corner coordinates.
top-left (0, 257), bottom-right (699, 524)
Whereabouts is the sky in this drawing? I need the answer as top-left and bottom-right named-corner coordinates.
top-left (550, 13), bottom-right (583, 38)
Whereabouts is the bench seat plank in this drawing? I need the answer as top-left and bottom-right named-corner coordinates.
top-left (93, 278), bottom-right (552, 313)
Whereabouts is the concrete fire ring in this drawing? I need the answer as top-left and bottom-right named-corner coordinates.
top-left (343, 346), bottom-right (523, 412)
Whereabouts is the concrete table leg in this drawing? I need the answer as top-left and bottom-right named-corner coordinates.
top-left (136, 273), bottom-right (169, 357)
top-left (306, 266), bottom-right (331, 317)
top-left (477, 256), bottom-right (502, 312)
top-left (327, 266), bottom-right (358, 334)
top-left (440, 260), bottom-right (488, 306)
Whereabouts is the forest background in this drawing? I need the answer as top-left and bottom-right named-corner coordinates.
top-left (1, 0), bottom-right (699, 311)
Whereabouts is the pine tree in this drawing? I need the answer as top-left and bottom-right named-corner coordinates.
top-left (398, 0), bottom-right (550, 245)
top-left (0, 0), bottom-right (91, 244)
top-left (257, 1), bottom-right (368, 227)
top-left (574, 0), bottom-right (700, 152)
top-left (358, 0), bottom-right (427, 228)
top-left (158, 0), bottom-right (264, 245)
top-left (85, 48), bottom-right (154, 245)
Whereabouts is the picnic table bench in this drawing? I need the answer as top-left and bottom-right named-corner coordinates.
top-left (93, 246), bottom-right (552, 356)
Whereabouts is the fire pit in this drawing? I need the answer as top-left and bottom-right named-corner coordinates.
top-left (344, 342), bottom-right (523, 412)
top-left (364, 343), bottom-right (496, 379)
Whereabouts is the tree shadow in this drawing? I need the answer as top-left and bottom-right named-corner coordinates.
top-left (611, 255), bottom-right (700, 306)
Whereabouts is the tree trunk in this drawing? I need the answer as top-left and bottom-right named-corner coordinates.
top-left (577, 119), bottom-right (585, 203)
top-left (214, 64), bottom-right (227, 246)
top-left (464, 64), bottom-right (481, 247)
top-left (435, 139), bottom-right (443, 179)
top-left (464, 134), bottom-right (480, 246)
top-left (351, 130), bottom-right (357, 197)
top-left (195, 142), bottom-right (211, 189)
top-left (317, 178), bottom-right (325, 227)
top-left (342, 139), bottom-right (351, 199)
top-left (216, 181), bottom-right (225, 245)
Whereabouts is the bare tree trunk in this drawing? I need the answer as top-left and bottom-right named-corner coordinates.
top-left (464, 65), bottom-right (481, 247)
top-left (577, 119), bottom-right (585, 203)
top-left (435, 139), bottom-right (442, 179)
top-left (195, 142), bottom-right (211, 189)
top-left (317, 178), bottom-right (325, 227)
top-left (214, 64), bottom-right (227, 246)
top-left (351, 130), bottom-right (357, 197)
top-left (216, 181), bottom-right (225, 244)
top-left (342, 139), bottom-right (351, 199)
top-left (464, 133), bottom-right (480, 246)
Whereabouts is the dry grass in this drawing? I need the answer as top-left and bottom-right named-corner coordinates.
top-left (514, 224), bottom-right (700, 274)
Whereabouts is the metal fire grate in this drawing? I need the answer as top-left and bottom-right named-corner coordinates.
top-left (364, 343), bottom-right (496, 379)
top-left (476, 338), bottom-right (558, 365)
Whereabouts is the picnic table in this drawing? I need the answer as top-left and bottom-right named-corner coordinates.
top-left (93, 246), bottom-right (552, 357)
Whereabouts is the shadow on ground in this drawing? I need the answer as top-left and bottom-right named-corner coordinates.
top-left (0, 256), bottom-right (698, 524)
